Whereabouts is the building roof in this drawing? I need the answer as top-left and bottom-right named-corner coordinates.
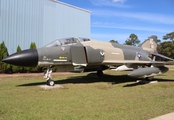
top-left (50, 0), bottom-right (91, 13)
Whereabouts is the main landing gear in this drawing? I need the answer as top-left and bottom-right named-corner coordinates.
top-left (44, 67), bottom-right (55, 86)
top-left (97, 70), bottom-right (103, 77)
top-left (145, 76), bottom-right (154, 81)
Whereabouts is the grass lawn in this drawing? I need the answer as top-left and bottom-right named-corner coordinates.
top-left (0, 69), bottom-right (174, 120)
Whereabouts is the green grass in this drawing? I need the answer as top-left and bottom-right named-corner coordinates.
top-left (0, 70), bottom-right (174, 120)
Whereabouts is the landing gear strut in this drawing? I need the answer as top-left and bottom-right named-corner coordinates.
top-left (145, 76), bottom-right (154, 81)
top-left (44, 67), bottom-right (55, 86)
top-left (97, 70), bottom-right (103, 77)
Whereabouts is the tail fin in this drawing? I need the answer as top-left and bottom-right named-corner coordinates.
top-left (139, 35), bottom-right (158, 52)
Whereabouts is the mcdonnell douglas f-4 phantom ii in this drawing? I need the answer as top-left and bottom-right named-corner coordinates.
top-left (2, 35), bottom-right (174, 86)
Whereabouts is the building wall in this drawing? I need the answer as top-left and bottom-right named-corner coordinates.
top-left (0, 0), bottom-right (90, 54)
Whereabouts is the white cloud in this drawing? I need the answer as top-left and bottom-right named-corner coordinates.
top-left (113, 0), bottom-right (126, 3)
top-left (90, 0), bottom-right (129, 8)
top-left (91, 32), bottom-right (164, 43)
top-left (91, 9), bottom-right (174, 24)
top-left (91, 33), bottom-right (129, 42)
top-left (90, 32), bottom-right (155, 43)
top-left (91, 22), bottom-right (173, 33)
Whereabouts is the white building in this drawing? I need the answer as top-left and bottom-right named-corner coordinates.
top-left (0, 0), bottom-right (91, 54)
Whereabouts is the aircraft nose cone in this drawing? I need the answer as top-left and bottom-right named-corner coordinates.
top-left (2, 49), bottom-right (38, 67)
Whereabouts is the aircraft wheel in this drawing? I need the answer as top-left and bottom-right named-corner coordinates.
top-left (97, 70), bottom-right (103, 77)
top-left (46, 79), bottom-right (55, 86)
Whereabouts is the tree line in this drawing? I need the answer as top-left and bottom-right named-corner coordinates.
top-left (0, 42), bottom-right (45, 73)
top-left (110, 32), bottom-right (174, 59)
top-left (0, 31), bottom-right (174, 73)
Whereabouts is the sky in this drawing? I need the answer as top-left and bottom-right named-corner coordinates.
top-left (59, 0), bottom-right (174, 43)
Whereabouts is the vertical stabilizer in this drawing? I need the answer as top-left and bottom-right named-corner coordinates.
top-left (139, 35), bottom-right (158, 52)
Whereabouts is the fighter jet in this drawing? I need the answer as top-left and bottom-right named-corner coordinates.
top-left (2, 35), bottom-right (174, 86)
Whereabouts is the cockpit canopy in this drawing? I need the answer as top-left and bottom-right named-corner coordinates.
top-left (45, 37), bottom-right (90, 47)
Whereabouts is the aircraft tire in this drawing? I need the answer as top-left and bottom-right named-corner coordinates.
top-left (46, 79), bottom-right (55, 86)
top-left (97, 70), bottom-right (103, 77)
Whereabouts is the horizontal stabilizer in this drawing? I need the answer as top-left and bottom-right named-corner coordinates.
top-left (152, 52), bottom-right (174, 61)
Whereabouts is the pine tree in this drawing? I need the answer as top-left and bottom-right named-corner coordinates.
top-left (163, 31), bottom-right (174, 43)
top-left (109, 40), bottom-right (119, 44)
top-left (0, 41), bottom-right (10, 73)
top-left (30, 42), bottom-right (37, 49)
top-left (28, 42), bottom-right (38, 72)
top-left (125, 34), bottom-right (140, 46)
top-left (17, 45), bottom-right (21, 52)
top-left (12, 45), bottom-right (23, 73)
top-left (0, 42), bottom-right (3, 73)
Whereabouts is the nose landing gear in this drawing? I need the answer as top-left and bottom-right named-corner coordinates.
top-left (44, 67), bottom-right (55, 86)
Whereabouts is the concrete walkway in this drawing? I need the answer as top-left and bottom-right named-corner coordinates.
top-left (39, 84), bottom-right (64, 90)
top-left (150, 112), bottom-right (174, 120)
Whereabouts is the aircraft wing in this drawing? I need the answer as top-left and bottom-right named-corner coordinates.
top-left (104, 52), bottom-right (174, 66)
top-left (103, 60), bottom-right (174, 66)
top-left (103, 60), bottom-right (151, 64)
